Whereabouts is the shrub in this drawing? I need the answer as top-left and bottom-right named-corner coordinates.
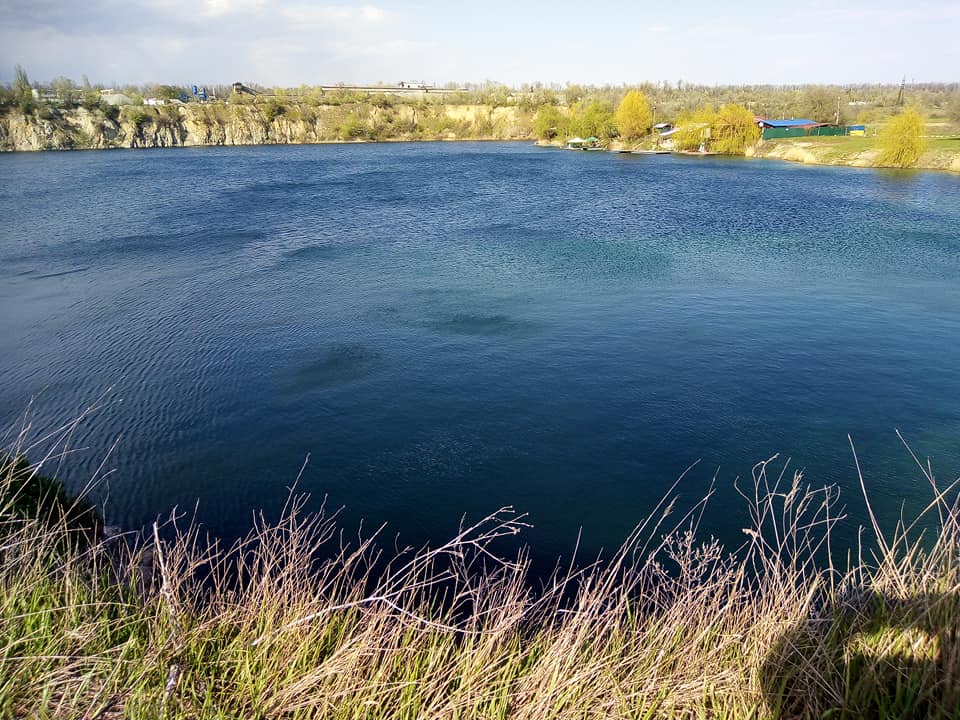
top-left (337, 113), bottom-right (370, 140)
top-left (122, 105), bottom-right (153, 129)
top-left (261, 101), bottom-right (286, 122)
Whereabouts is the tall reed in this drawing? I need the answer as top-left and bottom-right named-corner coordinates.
top-left (1, 421), bottom-right (957, 719)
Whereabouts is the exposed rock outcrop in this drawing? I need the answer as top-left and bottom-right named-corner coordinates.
top-left (0, 102), bottom-right (534, 151)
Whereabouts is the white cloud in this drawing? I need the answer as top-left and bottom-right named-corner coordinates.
top-left (281, 4), bottom-right (387, 25)
top-left (359, 5), bottom-right (384, 21)
top-left (0, 0), bottom-right (955, 86)
top-left (203, 0), bottom-right (267, 17)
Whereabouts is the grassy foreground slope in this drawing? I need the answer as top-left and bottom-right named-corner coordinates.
top-left (2, 433), bottom-right (959, 719)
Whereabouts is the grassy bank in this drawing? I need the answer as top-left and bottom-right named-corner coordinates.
top-left (2, 429), bottom-right (959, 719)
top-left (752, 135), bottom-right (960, 172)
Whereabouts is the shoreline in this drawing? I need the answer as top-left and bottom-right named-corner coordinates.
top-left (535, 138), bottom-right (960, 174)
top-left (3, 113), bottom-right (958, 174)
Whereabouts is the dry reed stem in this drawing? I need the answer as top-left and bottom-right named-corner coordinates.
top-left (2, 418), bottom-right (959, 718)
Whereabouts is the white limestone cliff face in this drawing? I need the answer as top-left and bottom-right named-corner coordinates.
top-left (0, 103), bottom-right (532, 151)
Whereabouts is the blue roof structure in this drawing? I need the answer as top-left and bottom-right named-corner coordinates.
top-left (759, 118), bottom-right (817, 128)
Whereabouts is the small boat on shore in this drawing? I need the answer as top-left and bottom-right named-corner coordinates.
top-left (567, 136), bottom-right (604, 151)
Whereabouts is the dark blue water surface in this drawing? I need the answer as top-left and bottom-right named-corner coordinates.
top-left (1, 142), bottom-right (959, 566)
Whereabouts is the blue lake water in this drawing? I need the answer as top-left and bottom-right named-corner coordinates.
top-left (1, 142), bottom-right (959, 567)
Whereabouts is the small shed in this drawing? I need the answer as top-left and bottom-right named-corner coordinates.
top-left (757, 118), bottom-right (817, 129)
top-left (757, 118), bottom-right (819, 139)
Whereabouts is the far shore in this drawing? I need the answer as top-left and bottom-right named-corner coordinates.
top-left (536, 137), bottom-right (960, 174)
top-left (3, 124), bottom-right (959, 175)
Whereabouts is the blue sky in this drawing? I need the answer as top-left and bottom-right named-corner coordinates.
top-left (0, 0), bottom-right (956, 86)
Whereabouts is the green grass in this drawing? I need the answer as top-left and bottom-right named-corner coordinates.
top-left (928, 137), bottom-right (960, 151)
top-left (761, 134), bottom-right (960, 170)
top-left (2, 424), bottom-right (959, 719)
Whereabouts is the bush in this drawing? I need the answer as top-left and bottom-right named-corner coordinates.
top-left (123, 105), bottom-right (152, 128)
top-left (261, 101), bottom-right (286, 122)
top-left (337, 113), bottom-right (370, 140)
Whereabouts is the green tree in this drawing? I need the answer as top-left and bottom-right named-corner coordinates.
top-left (49, 76), bottom-right (78, 106)
top-left (534, 104), bottom-right (566, 140)
top-left (877, 108), bottom-right (926, 168)
top-left (152, 84), bottom-right (185, 100)
top-left (614, 90), bottom-right (654, 140)
top-left (945, 92), bottom-right (960, 122)
top-left (13, 64), bottom-right (30, 97)
top-left (710, 103), bottom-right (761, 155)
top-left (12, 64), bottom-right (34, 112)
top-left (79, 75), bottom-right (102, 110)
top-left (574, 101), bottom-right (615, 139)
top-left (802, 86), bottom-right (839, 123)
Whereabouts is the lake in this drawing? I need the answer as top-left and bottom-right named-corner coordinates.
top-left (1, 142), bottom-right (959, 568)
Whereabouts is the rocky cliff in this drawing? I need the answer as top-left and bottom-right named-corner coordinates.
top-left (0, 102), bottom-right (536, 151)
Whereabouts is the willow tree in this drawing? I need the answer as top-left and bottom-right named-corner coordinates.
top-left (672, 107), bottom-right (716, 151)
top-left (877, 108), bottom-right (926, 168)
top-left (710, 104), bottom-right (761, 155)
top-left (614, 90), bottom-right (653, 141)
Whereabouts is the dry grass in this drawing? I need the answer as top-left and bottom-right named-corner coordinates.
top-left (1, 420), bottom-right (958, 719)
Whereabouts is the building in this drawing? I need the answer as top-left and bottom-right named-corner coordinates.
top-left (757, 118), bottom-right (848, 139)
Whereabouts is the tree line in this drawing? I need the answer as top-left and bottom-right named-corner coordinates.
top-left (0, 66), bottom-right (941, 165)
top-left (3, 65), bottom-right (958, 121)
top-left (534, 90), bottom-right (761, 155)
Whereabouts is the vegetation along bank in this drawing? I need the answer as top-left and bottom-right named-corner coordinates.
top-left (2, 71), bottom-right (959, 171)
top-left (3, 433), bottom-right (960, 718)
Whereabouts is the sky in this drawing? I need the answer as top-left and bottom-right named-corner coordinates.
top-left (0, 0), bottom-right (957, 87)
